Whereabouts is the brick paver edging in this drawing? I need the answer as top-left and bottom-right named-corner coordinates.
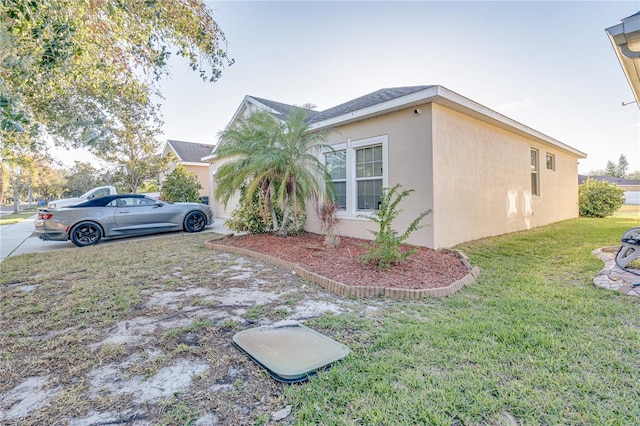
top-left (204, 239), bottom-right (480, 299)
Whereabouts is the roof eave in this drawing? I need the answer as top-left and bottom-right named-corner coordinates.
top-left (606, 14), bottom-right (640, 106)
top-left (309, 86), bottom-right (586, 159)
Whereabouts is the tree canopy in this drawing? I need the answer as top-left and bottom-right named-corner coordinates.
top-left (0, 0), bottom-right (232, 151)
top-left (215, 108), bottom-right (334, 236)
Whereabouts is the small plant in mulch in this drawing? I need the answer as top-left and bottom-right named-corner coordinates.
top-left (317, 200), bottom-right (341, 247)
top-left (359, 184), bottom-right (431, 269)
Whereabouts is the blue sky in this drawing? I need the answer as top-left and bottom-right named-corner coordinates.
top-left (59, 1), bottom-right (640, 174)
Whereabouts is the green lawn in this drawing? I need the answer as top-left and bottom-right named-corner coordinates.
top-left (289, 216), bottom-right (640, 425)
top-left (1, 215), bottom-right (638, 424)
top-left (0, 208), bottom-right (37, 226)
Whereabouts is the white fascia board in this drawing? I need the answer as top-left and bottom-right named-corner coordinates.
top-left (202, 153), bottom-right (217, 162)
top-left (606, 14), bottom-right (640, 106)
top-left (212, 96), bottom-right (282, 155)
top-left (309, 85), bottom-right (586, 159)
top-left (163, 141), bottom-right (182, 160)
top-left (180, 161), bottom-right (209, 167)
top-left (308, 86), bottom-right (440, 131)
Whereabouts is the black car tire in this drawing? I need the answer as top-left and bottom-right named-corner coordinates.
top-left (184, 211), bottom-right (206, 233)
top-left (70, 221), bottom-right (103, 247)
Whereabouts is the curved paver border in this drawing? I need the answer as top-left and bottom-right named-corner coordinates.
top-left (205, 238), bottom-right (480, 299)
top-left (592, 247), bottom-right (640, 297)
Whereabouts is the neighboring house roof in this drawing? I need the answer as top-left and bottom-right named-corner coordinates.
top-left (578, 175), bottom-right (640, 185)
top-left (606, 11), bottom-right (640, 106)
top-left (207, 85), bottom-right (587, 160)
top-left (164, 140), bottom-right (215, 164)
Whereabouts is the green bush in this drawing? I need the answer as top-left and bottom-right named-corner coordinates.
top-left (578, 178), bottom-right (624, 218)
top-left (359, 184), bottom-right (431, 269)
top-left (224, 188), bottom-right (273, 234)
top-left (225, 187), bottom-right (306, 235)
top-left (160, 165), bottom-right (202, 202)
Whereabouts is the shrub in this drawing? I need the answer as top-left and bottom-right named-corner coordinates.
top-left (579, 178), bottom-right (624, 218)
top-left (160, 165), bottom-right (202, 202)
top-left (359, 184), bottom-right (431, 269)
top-left (225, 187), bottom-right (306, 235)
top-left (225, 188), bottom-right (274, 234)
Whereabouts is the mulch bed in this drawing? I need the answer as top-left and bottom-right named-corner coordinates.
top-left (213, 233), bottom-right (470, 290)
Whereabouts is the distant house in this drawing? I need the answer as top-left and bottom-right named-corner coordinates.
top-left (206, 85), bottom-right (587, 249)
top-left (579, 175), bottom-right (640, 205)
top-left (161, 140), bottom-right (214, 197)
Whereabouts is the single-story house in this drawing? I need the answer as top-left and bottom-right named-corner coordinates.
top-left (206, 85), bottom-right (587, 249)
top-left (161, 140), bottom-right (214, 198)
top-left (606, 11), bottom-right (640, 107)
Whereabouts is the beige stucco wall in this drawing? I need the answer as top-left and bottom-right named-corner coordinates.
top-left (306, 105), bottom-right (436, 247)
top-left (430, 103), bottom-right (580, 248)
top-left (182, 164), bottom-right (209, 197)
top-left (208, 157), bottom-right (241, 220)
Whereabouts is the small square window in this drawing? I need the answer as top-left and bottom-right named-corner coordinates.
top-left (546, 153), bottom-right (555, 171)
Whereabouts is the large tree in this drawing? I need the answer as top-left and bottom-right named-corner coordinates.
top-left (215, 108), bottom-right (333, 236)
top-left (0, 0), bottom-right (232, 150)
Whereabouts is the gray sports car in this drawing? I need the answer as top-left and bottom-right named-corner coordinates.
top-left (35, 194), bottom-right (214, 247)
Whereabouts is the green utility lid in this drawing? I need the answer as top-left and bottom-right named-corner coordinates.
top-left (233, 321), bottom-right (350, 383)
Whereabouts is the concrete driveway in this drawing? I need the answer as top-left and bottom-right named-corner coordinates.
top-left (0, 215), bottom-right (231, 262)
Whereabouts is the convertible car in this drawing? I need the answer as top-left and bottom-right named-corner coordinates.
top-left (35, 194), bottom-right (214, 247)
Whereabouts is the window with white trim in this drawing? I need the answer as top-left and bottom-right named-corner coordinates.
top-left (323, 135), bottom-right (388, 214)
top-left (531, 148), bottom-right (540, 196)
top-left (546, 153), bottom-right (555, 171)
top-left (355, 145), bottom-right (383, 210)
top-left (325, 150), bottom-right (346, 209)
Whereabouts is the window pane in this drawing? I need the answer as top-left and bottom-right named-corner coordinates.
top-left (531, 172), bottom-right (539, 196)
top-left (332, 182), bottom-right (346, 209)
top-left (356, 145), bottom-right (383, 178)
top-left (546, 154), bottom-right (554, 170)
top-left (531, 149), bottom-right (538, 170)
top-left (325, 151), bottom-right (346, 180)
top-left (357, 179), bottom-right (382, 210)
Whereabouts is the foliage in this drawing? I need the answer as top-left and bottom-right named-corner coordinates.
top-left (0, 0), bottom-right (232, 162)
top-left (99, 116), bottom-right (171, 193)
top-left (579, 178), bottom-right (625, 218)
top-left (225, 186), bottom-right (306, 235)
top-left (215, 107), bottom-right (333, 236)
top-left (160, 164), bottom-right (202, 202)
top-left (589, 154), bottom-right (633, 179)
top-left (62, 162), bottom-right (110, 197)
top-left (225, 187), bottom-right (274, 234)
top-left (317, 200), bottom-right (341, 237)
top-left (359, 184), bottom-right (431, 269)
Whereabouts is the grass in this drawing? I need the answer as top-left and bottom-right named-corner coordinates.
top-left (613, 204), bottom-right (640, 218)
top-left (1, 216), bottom-right (639, 424)
top-left (287, 216), bottom-right (640, 425)
top-left (0, 208), bottom-right (37, 225)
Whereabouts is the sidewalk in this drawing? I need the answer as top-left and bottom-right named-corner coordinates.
top-left (1, 216), bottom-right (234, 263)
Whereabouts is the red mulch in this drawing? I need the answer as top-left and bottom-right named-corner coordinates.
top-left (214, 233), bottom-right (470, 290)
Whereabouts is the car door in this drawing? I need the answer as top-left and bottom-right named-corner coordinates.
top-left (113, 197), bottom-right (173, 234)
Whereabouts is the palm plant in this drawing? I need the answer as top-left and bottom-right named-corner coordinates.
top-left (215, 107), bottom-right (334, 236)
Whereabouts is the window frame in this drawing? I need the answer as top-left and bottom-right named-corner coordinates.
top-left (545, 153), bottom-right (555, 171)
top-left (322, 135), bottom-right (388, 217)
top-left (531, 148), bottom-right (540, 196)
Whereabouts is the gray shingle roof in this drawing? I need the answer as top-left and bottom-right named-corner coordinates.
top-left (307, 86), bottom-right (435, 124)
top-left (578, 175), bottom-right (640, 185)
top-left (250, 86), bottom-right (435, 125)
top-left (167, 140), bottom-right (215, 163)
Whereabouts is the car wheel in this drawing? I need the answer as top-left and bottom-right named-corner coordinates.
top-left (184, 211), bottom-right (206, 233)
top-left (70, 221), bottom-right (103, 247)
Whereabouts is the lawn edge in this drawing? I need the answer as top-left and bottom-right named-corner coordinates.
top-left (204, 238), bottom-right (480, 299)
